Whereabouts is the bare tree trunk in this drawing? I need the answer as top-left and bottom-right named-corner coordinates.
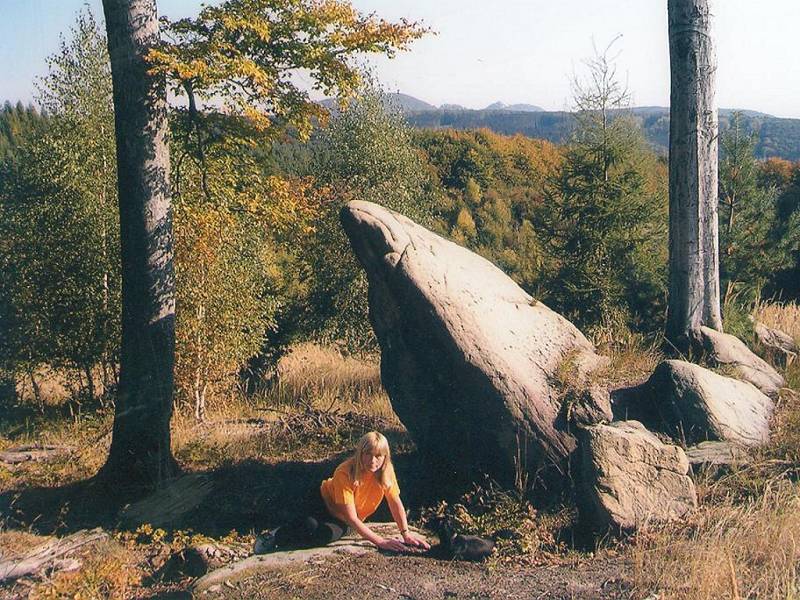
top-left (98, 0), bottom-right (178, 490)
top-left (27, 367), bottom-right (43, 413)
top-left (666, 0), bottom-right (723, 351)
top-left (84, 364), bottom-right (95, 404)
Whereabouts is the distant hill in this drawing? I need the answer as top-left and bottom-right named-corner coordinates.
top-left (406, 106), bottom-right (800, 161)
top-left (319, 92), bottom-right (436, 113)
top-left (318, 93), bottom-right (800, 161)
top-left (483, 101), bottom-right (544, 112)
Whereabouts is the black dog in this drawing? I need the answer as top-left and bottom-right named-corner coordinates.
top-left (424, 517), bottom-right (495, 562)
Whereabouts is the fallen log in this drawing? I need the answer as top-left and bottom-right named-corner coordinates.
top-left (0, 528), bottom-right (107, 582)
top-left (0, 445), bottom-right (72, 465)
top-left (119, 473), bottom-right (213, 528)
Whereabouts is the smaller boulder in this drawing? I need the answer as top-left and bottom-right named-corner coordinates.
top-left (685, 441), bottom-right (750, 475)
top-left (568, 385), bottom-right (613, 427)
top-left (699, 326), bottom-right (784, 397)
top-left (156, 543), bottom-right (243, 580)
top-left (647, 360), bottom-right (774, 447)
top-left (753, 321), bottom-right (798, 367)
top-left (579, 421), bottom-right (697, 531)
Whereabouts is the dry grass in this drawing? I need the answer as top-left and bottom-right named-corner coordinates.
top-left (632, 482), bottom-right (800, 600)
top-left (267, 343), bottom-right (394, 421)
top-left (632, 300), bottom-right (800, 599)
top-left (754, 301), bottom-right (800, 392)
top-left (1, 343), bottom-right (400, 484)
top-left (169, 343), bottom-right (402, 469)
top-left (27, 539), bottom-right (142, 600)
top-left (755, 300), bottom-right (800, 343)
top-left (593, 334), bottom-right (664, 389)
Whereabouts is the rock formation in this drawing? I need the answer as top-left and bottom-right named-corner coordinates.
top-left (646, 360), bottom-right (774, 446)
top-left (753, 321), bottom-right (798, 367)
top-left (698, 326), bottom-right (785, 397)
top-left (340, 200), bottom-right (607, 479)
top-left (579, 421), bottom-right (697, 531)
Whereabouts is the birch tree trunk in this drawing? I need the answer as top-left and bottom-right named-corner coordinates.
top-left (98, 0), bottom-right (178, 489)
top-left (666, 0), bottom-right (723, 350)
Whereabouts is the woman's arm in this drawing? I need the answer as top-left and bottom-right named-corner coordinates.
top-left (386, 494), bottom-right (431, 550)
top-left (334, 502), bottom-right (409, 552)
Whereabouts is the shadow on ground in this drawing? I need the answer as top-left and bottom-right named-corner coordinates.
top-left (0, 440), bottom-right (473, 539)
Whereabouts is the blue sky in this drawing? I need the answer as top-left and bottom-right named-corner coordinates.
top-left (2, 0), bottom-right (799, 118)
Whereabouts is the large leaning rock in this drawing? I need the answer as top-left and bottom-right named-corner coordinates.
top-left (647, 360), bottom-right (774, 447)
top-left (340, 201), bottom-right (607, 478)
top-left (579, 421), bottom-right (697, 531)
top-left (699, 326), bottom-right (785, 397)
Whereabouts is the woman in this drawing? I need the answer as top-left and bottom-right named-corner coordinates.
top-left (256, 431), bottom-right (430, 553)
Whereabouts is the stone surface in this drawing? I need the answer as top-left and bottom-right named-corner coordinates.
top-left (754, 321), bottom-right (798, 366)
top-left (647, 360), bottom-right (774, 447)
top-left (193, 524), bottom-right (429, 593)
top-left (685, 440), bottom-right (750, 473)
top-left (340, 201), bottom-right (607, 477)
top-left (569, 385), bottom-right (614, 427)
top-left (578, 421), bottom-right (697, 531)
top-left (699, 326), bottom-right (785, 397)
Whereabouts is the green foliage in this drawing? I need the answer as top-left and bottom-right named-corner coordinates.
top-left (303, 84), bottom-right (436, 352)
top-left (171, 131), bottom-right (318, 417)
top-left (0, 102), bottom-right (46, 163)
top-left (414, 128), bottom-right (562, 293)
top-left (150, 0), bottom-right (427, 141)
top-left (421, 480), bottom-right (566, 562)
top-left (0, 10), bottom-right (119, 398)
top-left (533, 46), bottom-right (667, 336)
top-left (719, 114), bottom-right (800, 304)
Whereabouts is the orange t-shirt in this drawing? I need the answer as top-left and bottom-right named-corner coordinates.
top-left (320, 458), bottom-right (400, 521)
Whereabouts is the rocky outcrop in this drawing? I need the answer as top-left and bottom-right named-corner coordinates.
top-left (340, 201), bottom-right (607, 479)
top-left (579, 421), bottom-right (697, 531)
top-left (647, 360), bottom-right (774, 447)
top-left (753, 321), bottom-right (798, 366)
top-left (699, 326), bottom-right (785, 397)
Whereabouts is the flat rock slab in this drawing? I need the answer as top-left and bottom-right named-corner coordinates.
top-left (685, 440), bottom-right (750, 473)
top-left (579, 421), bottom-right (697, 531)
top-left (193, 523), bottom-right (429, 594)
top-left (648, 360), bottom-right (774, 447)
top-left (699, 326), bottom-right (785, 397)
top-left (340, 200), bottom-right (606, 479)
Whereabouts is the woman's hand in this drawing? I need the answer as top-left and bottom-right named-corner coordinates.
top-left (402, 531), bottom-right (431, 551)
top-left (377, 538), bottom-right (411, 552)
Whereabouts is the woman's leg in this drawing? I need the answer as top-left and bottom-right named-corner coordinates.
top-left (272, 490), bottom-right (350, 550)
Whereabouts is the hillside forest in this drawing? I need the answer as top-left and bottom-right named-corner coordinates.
top-left (2, 11), bottom-right (799, 417)
top-left (1, 3), bottom-right (800, 599)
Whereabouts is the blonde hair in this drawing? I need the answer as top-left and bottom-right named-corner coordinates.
top-left (349, 431), bottom-right (396, 489)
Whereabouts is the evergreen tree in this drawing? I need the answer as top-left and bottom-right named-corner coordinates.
top-left (535, 44), bottom-right (667, 336)
top-left (719, 116), bottom-right (800, 302)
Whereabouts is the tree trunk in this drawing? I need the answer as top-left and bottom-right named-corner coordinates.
top-left (666, 0), bottom-right (723, 350)
top-left (98, 0), bottom-right (178, 489)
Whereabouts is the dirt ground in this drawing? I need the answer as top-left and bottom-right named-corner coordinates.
top-left (188, 553), bottom-right (632, 600)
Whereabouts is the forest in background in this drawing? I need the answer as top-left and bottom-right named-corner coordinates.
top-left (1, 9), bottom-right (800, 420)
top-left (405, 104), bottom-right (800, 162)
top-left (1, 3), bottom-right (800, 599)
